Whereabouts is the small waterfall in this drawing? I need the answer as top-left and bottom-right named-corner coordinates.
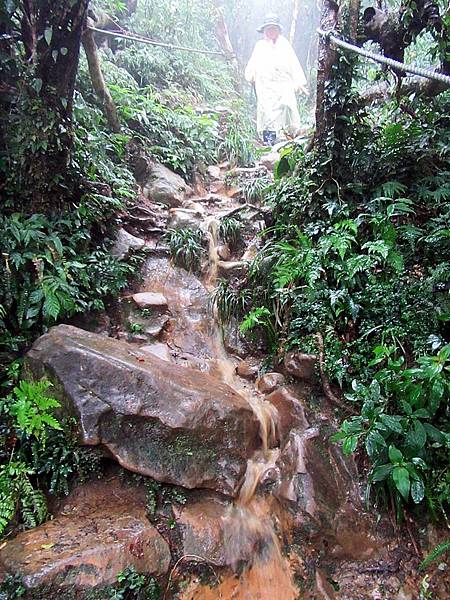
top-left (195, 202), bottom-right (297, 598)
top-left (204, 215), bottom-right (220, 289)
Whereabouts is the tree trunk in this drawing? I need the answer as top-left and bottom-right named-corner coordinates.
top-left (290, 0), bottom-right (301, 45)
top-left (315, 0), bottom-right (340, 142)
top-left (82, 27), bottom-right (120, 132)
top-left (213, 5), bottom-right (241, 93)
top-left (19, 0), bottom-right (90, 209)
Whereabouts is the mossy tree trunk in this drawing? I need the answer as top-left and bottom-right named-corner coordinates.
top-left (82, 26), bottom-right (120, 132)
top-left (18, 0), bottom-right (90, 209)
top-left (314, 0), bottom-right (361, 145)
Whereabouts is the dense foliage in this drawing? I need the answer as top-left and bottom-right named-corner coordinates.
top-left (0, 0), bottom-right (250, 540)
top-left (235, 54), bottom-right (450, 518)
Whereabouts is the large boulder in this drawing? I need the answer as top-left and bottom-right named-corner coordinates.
top-left (0, 478), bottom-right (170, 591)
top-left (143, 162), bottom-right (192, 208)
top-left (111, 228), bottom-right (145, 259)
top-left (24, 325), bottom-right (261, 497)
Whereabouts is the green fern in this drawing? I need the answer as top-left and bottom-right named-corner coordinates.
top-left (419, 540), bottom-right (450, 571)
top-left (19, 477), bottom-right (48, 530)
top-left (11, 379), bottom-right (62, 442)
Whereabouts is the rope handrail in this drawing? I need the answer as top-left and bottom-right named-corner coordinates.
top-left (88, 26), bottom-right (225, 57)
top-left (317, 28), bottom-right (450, 87)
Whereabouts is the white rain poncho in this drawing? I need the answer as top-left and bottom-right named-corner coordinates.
top-left (245, 36), bottom-right (307, 135)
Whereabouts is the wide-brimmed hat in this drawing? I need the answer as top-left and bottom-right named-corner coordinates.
top-left (257, 13), bottom-right (283, 33)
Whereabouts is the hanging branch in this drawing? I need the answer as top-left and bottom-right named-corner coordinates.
top-left (82, 25), bottom-right (120, 132)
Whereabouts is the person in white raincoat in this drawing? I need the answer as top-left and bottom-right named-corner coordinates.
top-left (245, 13), bottom-right (307, 145)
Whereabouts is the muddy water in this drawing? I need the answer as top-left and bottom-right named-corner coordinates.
top-left (140, 204), bottom-right (299, 597)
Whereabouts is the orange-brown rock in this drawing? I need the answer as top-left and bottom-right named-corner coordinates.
top-left (256, 372), bottom-right (286, 394)
top-left (0, 478), bottom-right (170, 591)
top-left (266, 386), bottom-right (309, 442)
top-left (24, 325), bottom-right (261, 497)
top-left (236, 358), bottom-right (260, 380)
top-left (284, 352), bottom-right (317, 381)
top-left (172, 495), bottom-right (230, 567)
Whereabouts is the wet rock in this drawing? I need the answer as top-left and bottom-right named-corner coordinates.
top-left (284, 352), bottom-right (318, 381)
top-left (259, 151), bottom-right (279, 172)
top-left (132, 292), bottom-right (168, 310)
top-left (236, 358), bottom-right (260, 380)
top-left (223, 317), bottom-right (251, 358)
top-left (111, 228), bottom-right (145, 259)
top-left (266, 386), bottom-right (309, 442)
top-left (0, 478), bottom-right (170, 590)
top-left (217, 244), bottom-right (231, 261)
top-left (140, 343), bottom-right (172, 362)
top-left (173, 495), bottom-right (230, 567)
top-left (217, 260), bottom-right (247, 278)
top-left (143, 162), bottom-right (192, 208)
top-left (24, 325), bottom-right (260, 497)
top-left (140, 257), bottom-right (215, 361)
top-left (182, 201), bottom-right (206, 215)
top-left (314, 569), bottom-right (337, 599)
top-left (168, 207), bottom-right (203, 230)
top-left (256, 373), bottom-right (286, 394)
top-left (207, 165), bottom-right (221, 180)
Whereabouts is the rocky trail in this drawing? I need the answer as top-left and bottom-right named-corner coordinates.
top-left (0, 159), bottom-right (445, 599)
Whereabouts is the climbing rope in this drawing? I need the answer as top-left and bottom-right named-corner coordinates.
top-left (88, 27), bottom-right (225, 57)
top-left (317, 28), bottom-right (450, 87)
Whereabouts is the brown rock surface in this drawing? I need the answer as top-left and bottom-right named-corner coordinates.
top-left (24, 325), bottom-right (261, 497)
top-left (140, 342), bottom-right (172, 362)
top-left (236, 358), bottom-right (260, 380)
top-left (284, 352), bottom-right (318, 381)
top-left (256, 372), bottom-right (286, 394)
top-left (0, 478), bottom-right (170, 590)
top-left (132, 292), bottom-right (168, 310)
top-left (266, 386), bottom-right (309, 442)
top-left (143, 162), bottom-right (192, 208)
top-left (173, 495), bottom-right (230, 567)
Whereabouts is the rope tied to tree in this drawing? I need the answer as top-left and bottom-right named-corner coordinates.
top-left (88, 26), bottom-right (225, 58)
top-left (317, 28), bottom-right (450, 87)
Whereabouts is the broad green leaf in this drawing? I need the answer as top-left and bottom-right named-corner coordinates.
top-left (365, 430), bottom-right (386, 458)
top-left (392, 466), bottom-right (410, 501)
top-left (389, 445), bottom-right (403, 464)
top-left (411, 478), bottom-right (425, 504)
top-left (343, 435), bottom-right (359, 455)
top-left (400, 400), bottom-right (413, 415)
top-left (423, 423), bottom-right (445, 444)
top-left (380, 414), bottom-right (403, 433)
top-left (406, 420), bottom-right (427, 449)
top-left (44, 27), bottom-right (53, 46)
top-left (413, 408), bottom-right (430, 419)
top-left (412, 457), bottom-right (427, 470)
top-left (371, 463), bottom-right (393, 482)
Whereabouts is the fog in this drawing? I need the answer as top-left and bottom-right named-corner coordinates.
top-left (222, 0), bottom-right (321, 84)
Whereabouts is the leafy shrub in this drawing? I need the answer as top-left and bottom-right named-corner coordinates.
top-left (0, 378), bottom-right (60, 536)
top-left (332, 344), bottom-right (449, 518)
top-left (0, 211), bottom-right (138, 354)
top-left (217, 109), bottom-right (256, 167)
top-left (219, 217), bottom-right (242, 249)
top-left (237, 83), bottom-right (450, 520)
top-left (165, 228), bottom-right (206, 273)
top-left (0, 372), bottom-right (105, 537)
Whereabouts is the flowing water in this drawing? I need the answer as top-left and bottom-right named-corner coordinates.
top-left (198, 212), bottom-right (298, 598)
top-left (139, 187), bottom-right (383, 598)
